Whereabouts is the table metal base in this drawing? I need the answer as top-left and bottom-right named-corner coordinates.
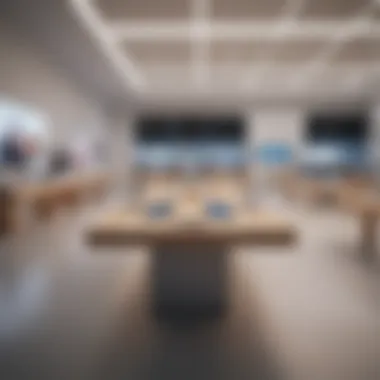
top-left (152, 244), bottom-right (228, 320)
top-left (360, 214), bottom-right (378, 262)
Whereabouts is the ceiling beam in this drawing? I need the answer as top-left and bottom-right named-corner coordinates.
top-left (290, 1), bottom-right (380, 87)
top-left (250, 0), bottom-right (309, 87)
top-left (192, 0), bottom-right (211, 87)
top-left (141, 63), bottom-right (380, 80)
top-left (73, 0), bottom-right (380, 95)
top-left (70, 0), bottom-right (145, 90)
top-left (140, 64), bottom-right (380, 91)
top-left (139, 83), bottom-right (372, 97)
top-left (110, 20), bottom-right (380, 42)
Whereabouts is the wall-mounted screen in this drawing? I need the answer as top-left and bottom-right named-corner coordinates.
top-left (135, 118), bottom-right (178, 144)
top-left (134, 115), bottom-right (246, 169)
top-left (136, 116), bottom-right (245, 144)
top-left (302, 111), bottom-right (370, 176)
top-left (306, 113), bottom-right (368, 144)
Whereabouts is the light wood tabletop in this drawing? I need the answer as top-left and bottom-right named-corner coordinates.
top-left (87, 203), bottom-right (296, 247)
top-left (339, 187), bottom-right (380, 215)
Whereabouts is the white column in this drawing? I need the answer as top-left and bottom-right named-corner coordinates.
top-left (253, 107), bottom-right (304, 151)
top-left (107, 112), bottom-right (135, 199)
top-left (251, 107), bottom-right (305, 202)
top-left (370, 104), bottom-right (380, 184)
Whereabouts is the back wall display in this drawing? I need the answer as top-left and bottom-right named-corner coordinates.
top-left (134, 115), bottom-right (247, 169)
top-left (306, 113), bottom-right (368, 144)
top-left (302, 111), bottom-right (370, 175)
top-left (136, 116), bottom-right (245, 144)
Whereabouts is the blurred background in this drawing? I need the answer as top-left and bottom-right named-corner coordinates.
top-left (0, 1), bottom-right (379, 380)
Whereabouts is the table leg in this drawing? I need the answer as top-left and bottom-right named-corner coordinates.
top-left (0, 187), bottom-right (14, 236)
top-left (360, 214), bottom-right (377, 262)
top-left (152, 244), bottom-right (228, 319)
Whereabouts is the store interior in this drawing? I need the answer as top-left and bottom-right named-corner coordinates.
top-left (0, 1), bottom-right (380, 380)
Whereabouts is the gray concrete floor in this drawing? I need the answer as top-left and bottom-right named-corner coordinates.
top-left (0, 198), bottom-right (379, 380)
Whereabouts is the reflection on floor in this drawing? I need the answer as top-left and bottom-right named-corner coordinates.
top-left (0, 200), bottom-right (379, 380)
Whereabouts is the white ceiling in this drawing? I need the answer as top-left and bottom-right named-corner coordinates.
top-left (70, 0), bottom-right (380, 100)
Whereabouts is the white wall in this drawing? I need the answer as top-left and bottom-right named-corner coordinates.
top-left (247, 107), bottom-right (305, 177)
top-left (249, 107), bottom-right (305, 150)
top-left (0, 20), bottom-right (107, 146)
top-left (106, 113), bottom-right (134, 190)
top-left (370, 104), bottom-right (380, 173)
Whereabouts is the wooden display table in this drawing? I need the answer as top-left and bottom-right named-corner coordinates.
top-left (298, 178), bottom-right (341, 205)
top-left (0, 173), bottom-right (108, 235)
top-left (20, 174), bottom-right (108, 219)
top-left (339, 187), bottom-right (380, 261)
top-left (287, 175), bottom-right (372, 207)
top-left (87, 199), bottom-right (296, 317)
top-left (0, 186), bottom-right (18, 236)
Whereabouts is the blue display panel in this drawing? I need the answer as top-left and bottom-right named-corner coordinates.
top-left (257, 143), bottom-right (293, 166)
top-left (300, 143), bottom-right (369, 177)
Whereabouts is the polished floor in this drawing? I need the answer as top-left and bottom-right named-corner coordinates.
top-left (0, 196), bottom-right (379, 380)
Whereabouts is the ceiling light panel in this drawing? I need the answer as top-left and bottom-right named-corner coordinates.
top-left (95, 0), bottom-right (192, 21)
top-left (331, 36), bottom-right (380, 62)
top-left (372, 6), bottom-right (380, 21)
top-left (210, 65), bottom-right (254, 87)
top-left (209, 41), bottom-right (274, 65)
top-left (270, 39), bottom-right (328, 62)
top-left (122, 41), bottom-right (192, 66)
top-left (143, 65), bottom-right (193, 88)
top-left (299, 0), bottom-right (373, 20)
top-left (212, 0), bottom-right (288, 20)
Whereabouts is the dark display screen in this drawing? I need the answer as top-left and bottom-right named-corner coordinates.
top-left (306, 113), bottom-right (368, 144)
top-left (136, 116), bottom-right (245, 144)
top-left (135, 118), bottom-right (179, 143)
